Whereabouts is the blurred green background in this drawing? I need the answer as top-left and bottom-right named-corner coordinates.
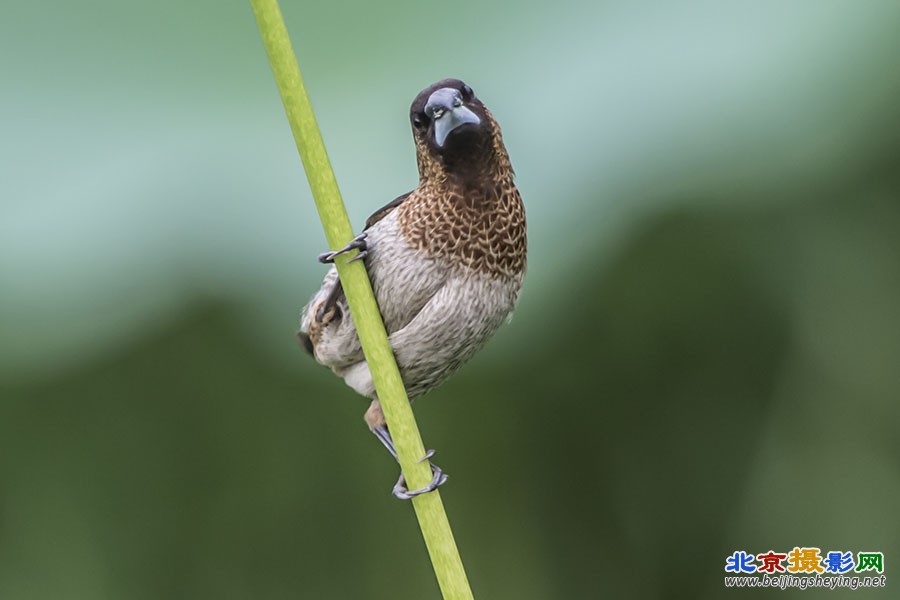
top-left (2, 1), bottom-right (898, 598)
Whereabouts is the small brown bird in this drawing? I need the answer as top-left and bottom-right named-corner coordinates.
top-left (299, 79), bottom-right (526, 498)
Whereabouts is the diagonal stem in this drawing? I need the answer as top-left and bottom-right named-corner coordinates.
top-left (249, 1), bottom-right (474, 598)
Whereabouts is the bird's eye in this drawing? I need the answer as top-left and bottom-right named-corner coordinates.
top-left (460, 84), bottom-right (474, 101)
top-left (412, 113), bottom-right (429, 130)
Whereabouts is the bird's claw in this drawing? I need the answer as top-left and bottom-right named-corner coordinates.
top-left (318, 233), bottom-right (368, 264)
top-left (391, 451), bottom-right (448, 500)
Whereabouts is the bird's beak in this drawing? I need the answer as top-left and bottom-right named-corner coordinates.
top-left (426, 87), bottom-right (481, 147)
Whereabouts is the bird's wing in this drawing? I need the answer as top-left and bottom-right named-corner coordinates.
top-left (307, 191), bottom-right (413, 334)
top-left (364, 191), bottom-right (412, 230)
top-left (298, 265), bottom-right (364, 368)
top-left (298, 191), bottom-right (412, 360)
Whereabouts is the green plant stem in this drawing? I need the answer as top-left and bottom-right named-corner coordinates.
top-left (249, 1), bottom-right (474, 598)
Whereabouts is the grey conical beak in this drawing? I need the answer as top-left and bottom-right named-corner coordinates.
top-left (426, 87), bottom-right (481, 147)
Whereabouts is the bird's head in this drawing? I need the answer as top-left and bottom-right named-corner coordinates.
top-left (409, 79), bottom-right (510, 181)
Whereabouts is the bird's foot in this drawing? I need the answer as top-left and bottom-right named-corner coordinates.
top-left (318, 232), bottom-right (368, 264)
top-left (391, 449), bottom-right (449, 500)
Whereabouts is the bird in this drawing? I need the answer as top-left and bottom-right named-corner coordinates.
top-left (298, 78), bottom-right (526, 499)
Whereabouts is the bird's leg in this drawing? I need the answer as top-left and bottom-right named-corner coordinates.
top-left (318, 232), bottom-right (368, 264)
top-left (371, 424), bottom-right (449, 500)
top-left (371, 423), bottom-right (398, 460)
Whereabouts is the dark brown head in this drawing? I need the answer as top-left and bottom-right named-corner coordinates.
top-left (409, 79), bottom-right (511, 181)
